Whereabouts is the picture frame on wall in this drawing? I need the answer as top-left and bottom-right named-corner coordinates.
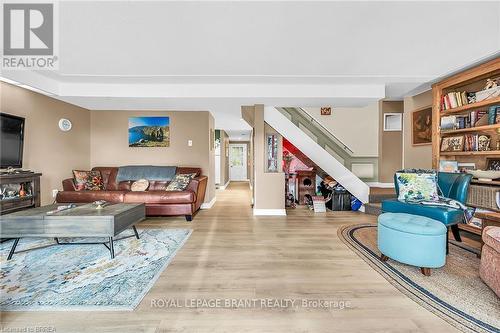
top-left (128, 117), bottom-right (170, 147)
top-left (440, 135), bottom-right (464, 152)
top-left (412, 106), bottom-right (432, 146)
top-left (320, 107), bottom-right (332, 115)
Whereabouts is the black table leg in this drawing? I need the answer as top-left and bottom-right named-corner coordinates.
top-left (451, 224), bottom-right (462, 242)
top-left (7, 238), bottom-right (20, 260)
top-left (132, 225), bottom-right (140, 239)
top-left (109, 237), bottom-right (115, 259)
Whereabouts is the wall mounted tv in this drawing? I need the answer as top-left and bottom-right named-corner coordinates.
top-left (1, 113), bottom-right (25, 169)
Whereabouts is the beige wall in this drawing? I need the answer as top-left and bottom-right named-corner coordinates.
top-left (252, 105), bottom-right (285, 211)
top-left (219, 130), bottom-right (230, 186)
top-left (0, 82), bottom-right (91, 205)
top-left (90, 110), bottom-right (215, 203)
top-left (378, 101), bottom-right (404, 183)
top-left (302, 105), bottom-right (379, 156)
top-left (403, 90), bottom-right (433, 169)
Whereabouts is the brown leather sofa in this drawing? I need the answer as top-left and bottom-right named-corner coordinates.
top-left (56, 167), bottom-right (208, 221)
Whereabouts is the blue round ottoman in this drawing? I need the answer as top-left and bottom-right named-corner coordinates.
top-left (377, 212), bottom-right (447, 276)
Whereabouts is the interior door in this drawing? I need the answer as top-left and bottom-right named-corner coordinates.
top-left (229, 144), bottom-right (247, 181)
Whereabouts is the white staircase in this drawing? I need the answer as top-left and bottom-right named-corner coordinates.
top-left (264, 106), bottom-right (370, 203)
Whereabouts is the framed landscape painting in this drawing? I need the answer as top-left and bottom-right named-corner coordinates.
top-left (128, 117), bottom-right (170, 147)
top-left (412, 106), bottom-right (432, 145)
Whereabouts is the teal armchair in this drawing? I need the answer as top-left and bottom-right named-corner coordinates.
top-left (381, 172), bottom-right (472, 242)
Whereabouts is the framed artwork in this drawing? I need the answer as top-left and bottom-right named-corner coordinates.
top-left (412, 106), bottom-right (432, 145)
top-left (439, 160), bottom-right (458, 173)
top-left (486, 158), bottom-right (500, 171)
top-left (440, 135), bottom-right (464, 152)
top-left (128, 117), bottom-right (170, 147)
top-left (320, 107), bottom-right (331, 115)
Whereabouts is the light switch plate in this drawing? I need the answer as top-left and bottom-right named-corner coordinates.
top-left (188, 140), bottom-right (193, 147)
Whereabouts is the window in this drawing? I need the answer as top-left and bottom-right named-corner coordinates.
top-left (383, 113), bottom-right (402, 131)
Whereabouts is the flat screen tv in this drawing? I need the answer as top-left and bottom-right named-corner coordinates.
top-left (1, 113), bottom-right (25, 169)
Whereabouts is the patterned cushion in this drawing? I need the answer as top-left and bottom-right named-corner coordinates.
top-left (396, 171), bottom-right (438, 202)
top-left (73, 170), bottom-right (105, 191)
top-left (166, 173), bottom-right (196, 191)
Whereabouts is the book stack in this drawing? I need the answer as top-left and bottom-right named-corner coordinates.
top-left (440, 111), bottom-right (487, 130)
top-left (464, 134), bottom-right (480, 151)
top-left (441, 91), bottom-right (474, 110)
top-left (463, 134), bottom-right (490, 151)
top-left (488, 105), bottom-right (500, 124)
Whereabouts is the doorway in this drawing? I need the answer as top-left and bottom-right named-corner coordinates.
top-left (229, 143), bottom-right (248, 181)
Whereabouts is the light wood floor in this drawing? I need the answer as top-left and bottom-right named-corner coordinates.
top-left (1, 182), bottom-right (458, 333)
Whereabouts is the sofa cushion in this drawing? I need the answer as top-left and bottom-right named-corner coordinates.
top-left (483, 226), bottom-right (500, 253)
top-left (73, 170), bottom-right (105, 191)
top-left (92, 167), bottom-right (119, 190)
top-left (56, 190), bottom-right (126, 203)
top-left (395, 171), bottom-right (438, 202)
top-left (124, 190), bottom-right (195, 204)
top-left (166, 173), bottom-right (197, 191)
top-left (118, 180), bottom-right (169, 191)
top-left (381, 198), bottom-right (464, 226)
top-left (131, 179), bottom-right (149, 191)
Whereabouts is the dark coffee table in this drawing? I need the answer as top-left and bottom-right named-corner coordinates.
top-left (0, 203), bottom-right (146, 259)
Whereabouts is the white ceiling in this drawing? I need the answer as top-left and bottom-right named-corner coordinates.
top-left (2, 1), bottom-right (500, 140)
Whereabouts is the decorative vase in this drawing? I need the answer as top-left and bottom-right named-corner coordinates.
top-left (19, 184), bottom-right (26, 197)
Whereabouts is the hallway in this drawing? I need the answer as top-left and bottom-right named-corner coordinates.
top-left (1, 182), bottom-right (457, 332)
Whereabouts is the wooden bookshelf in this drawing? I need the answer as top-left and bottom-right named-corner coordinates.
top-left (432, 57), bottom-right (500, 213)
top-left (432, 57), bottom-right (500, 171)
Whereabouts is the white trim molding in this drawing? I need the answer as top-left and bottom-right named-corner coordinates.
top-left (253, 209), bottom-right (287, 216)
top-left (365, 182), bottom-right (395, 188)
top-left (200, 197), bottom-right (216, 209)
top-left (217, 180), bottom-right (231, 190)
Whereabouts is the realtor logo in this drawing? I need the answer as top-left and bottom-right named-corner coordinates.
top-left (2, 2), bottom-right (58, 69)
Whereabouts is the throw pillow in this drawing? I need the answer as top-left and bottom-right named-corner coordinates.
top-left (166, 173), bottom-right (196, 191)
top-left (131, 179), bottom-right (150, 191)
top-left (396, 171), bottom-right (438, 202)
top-left (73, 170), bottom-right (105, 191)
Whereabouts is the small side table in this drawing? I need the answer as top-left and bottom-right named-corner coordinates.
top-left (473, 212), bottom-right (500, 256)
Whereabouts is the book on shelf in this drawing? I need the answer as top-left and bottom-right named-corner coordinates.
top-left (488, 105), bottom-right (500, 124)
top-left (441, 91), bottom-right (473, 111)
top-left (440, 111), bottom-right (488, 130)
top-left (463, 134), bottom-right (490, 151)
top-left (441, 86), bottom-right (500, 112)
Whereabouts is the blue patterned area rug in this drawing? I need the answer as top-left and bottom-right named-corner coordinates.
top-left (339, 223), bottom-right (500, 333)
top-left (0, 228), bottom-right (191, 311)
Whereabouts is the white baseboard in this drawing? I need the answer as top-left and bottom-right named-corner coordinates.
top-left (366, 182), bottom-right (394, 188)
top-left (218, 180), bottom-right (230, 190)
top-left (200, 197), bottom-right (216, 209)
top-left (253, 208), bottom-right (287, 216)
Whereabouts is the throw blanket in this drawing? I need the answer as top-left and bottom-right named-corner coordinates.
top-left (116, 165), bottom-right (177, 182)
top-left (405, 196), bottom-right (475, 223)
